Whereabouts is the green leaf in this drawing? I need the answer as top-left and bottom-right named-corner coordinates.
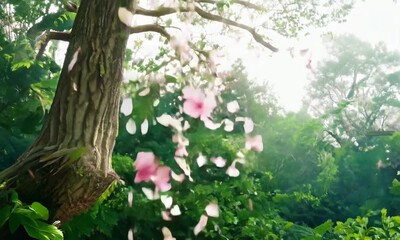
top-left (8, 214), bottom-right (21, 233)
top-left (30, 202), bottom-right (49, 220)
top-left (314, 219), bottom-right (333, 236)
top-left (0, 205), bottom-right (12, 228)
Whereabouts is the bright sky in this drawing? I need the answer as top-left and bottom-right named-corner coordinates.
top-left (242, 0), bottom-right (400, 112)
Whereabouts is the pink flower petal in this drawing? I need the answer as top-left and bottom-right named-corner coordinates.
top-left (211, 156), bottom-right (226, 168)
top-left (152, 166), bottom-right (171, 192)
top-left (142, 187), bottom-right (159, 200)
top-left (194, 215), bottom-right (208, 236)
top-left (171, 170), bottom-right (185, 182)
top-left (205, 202), bottom-right (219, 217)
top-left (134, 152), bottom-right (157, 183)
top-left (226, 163), bottom-right (240, 177)
top-left (175, 145), bottom-right (188, 157)
top-left (245, 135), bottom-right (263, 152)
top-left (161, 211), bottom-right (172, 221)
top-left (174, 157), bottom-right (192, 181)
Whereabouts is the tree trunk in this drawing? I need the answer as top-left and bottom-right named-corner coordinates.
top-left (0, 0), bottom-right (131, 223)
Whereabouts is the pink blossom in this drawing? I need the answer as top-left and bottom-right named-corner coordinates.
top-left (161, 211), bottom-right (172, 221)
top-left (211, 156), bottom-right (226, 168)
top-left (134, 152), bottom-right (158, 183)
top-left (175, 145), bottom-right (189, 157)
top-left (152, 166), bottom-right (172, 192)
top-left (205, 203), bottom-right (219, 217)
top-left (245, 135), bottom-right (263, 152)
top-left (182, 86), bottom-right (216, 120)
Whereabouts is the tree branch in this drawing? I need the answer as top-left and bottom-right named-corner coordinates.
top-left (194, 6), bottom-right (278, 52)
top-left (135, 6), bottom-right (278, 52)
top-left (36, 31), bottom-right (71, 59)
top-left (129, 24), bottom-right (171, 40)
top-left (195, 0), bottom-right (263, 11)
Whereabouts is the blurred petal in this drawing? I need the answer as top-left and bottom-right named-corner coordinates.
top-left (170, 205), bottom-right (181, 216)
top-left (142, 187), bottom-right (159, 200)
top-left (205, 202), bottom-right (219, 217)
top-left (171, 170), bottom-right (185, 183)
top-left (244, 118), bottom-right (254, 134)
top-left (196, 153), bottom-right (207, 167)
top-left (227, 100), bottom-right (240, 113)
top-left (226, 163), bottom-right (240, 177)
top-left (194, 215), bottom-right (208, 236)
top-left (134, 152), bottom-right (157, 183)
top-left (245, 135), bottom-right (263, 152)
top-left (152, 166), bottom-right (171, 192)
top-left (203, 118), bottom-right (222, 130)
top-left (128, 228), bottom-right (134, 240)
top-left (139, 87), bottom-right (151, 96)
top-left (121, 98), bottom-right (133, 116)
top-left (161, 195), bottom-right (173, 209)
top-left (223, 119), bottom-right (234, 132)
top-left (211, 157), bottom-right (226, 168)
top-left (128, 191), bottom-right (133, 207)
top-left (141, 119), bottom-right (149, 135)
top-left (162, 227), bottom-right (176, 240)
top-left (161, 211), bottom-right (172, 221)
top-left (68, 47), bottom-right (80, 72)
top-left (118, 7), bottom-right (134, 27)
top-left (126, 119), bottom-right (136, 135)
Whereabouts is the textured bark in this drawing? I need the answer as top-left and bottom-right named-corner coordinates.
top-left (0, 0), bottom-right (131, 222)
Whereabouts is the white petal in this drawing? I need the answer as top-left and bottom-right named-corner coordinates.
top-left (161, 195), bottom-right (173, 209)
top-left (236, 151), bottom-right (245, 159)
top-left (226, 164), bottom-right (240, 177)
top-left (211, 157), bottom-right (226, 168)
top-left (157, 114), bottom-right (173, 127)
top-left (139, 87), bottom-right (151, 96)
top-left (142, 187), bottom-right (159, 200)
top-left (162, 227), bottom-right (176, 240)
top-left (126, 119), bottom-right (136, 135)
top-left (171, 170), bottom-right (185, 182)
top-left (118, 7), bottom-right (134, 27)
top-left (183, 120), bottom-right (190, 131)
top-left (235, 116), bottom-right (245, 122)
top-left (128, 229), bottom-right (134, 240)
top-left (121, 98), bottom-right (133, 116)
top-left (203, 118), bottom-right (222, 130)
top-left (227, 100), bottom-right (240, 113)
top-left (141, 119), bottom-right (149, 135)
top-left (128, 191), bottom-right (133, 207)
top-left (223, 119), bottom-right (234, 132)
top-left (194, 215), bottom-right (208, 236)
top-left (68, 47), bottom-right (80, 72)
top-left (196, 153), bottom-right (207, 167)
top-left (244, 117), bottom-right (254, 133)
top-left (170, 205), bottom-right (181, 216)
top-left (205, 202), bottom-right (219, 217)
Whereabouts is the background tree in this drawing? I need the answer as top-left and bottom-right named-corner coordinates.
top-left (305, 35), bottom-right (400, 147)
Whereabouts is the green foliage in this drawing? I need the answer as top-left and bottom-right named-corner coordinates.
top-left (0, 190), bottom-right (63, 240)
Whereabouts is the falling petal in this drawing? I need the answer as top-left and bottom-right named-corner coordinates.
top-left (68, 47), bottom-right (81, 72)
top-left (161, 195), bottom-right (173, 209)
top-left (248, 199), bottom-right (254, 211)
top-left (174, 157), bottom-right (191, 178)
top-left (211, 157), bottom-right (226, 168)
top-left (175, 145), bottom-right (189, 157)
top-left (194, 215), bottom-right (208, 236)
top-left (203, 118), bottom-right (222, 130)
top-left (183, 120), bottom-right (190, 131)
top-left (157, 114), bottom-right (173, 127)
top-left (152, 166), bottom-right (171, 192)
top-left (235, 117), bottom-right (245, 122)
top-left (139, 87), bottom-right (151, 96)
top-left (128, 191), bottom-right (133, 207)
top-left (118, 7), bottom-right (134, 27)
top-left (121, 98), bottom-right (133, 116)
top-left (227, 100), bottom-right (240, 113)
top-left (244, 118), bottom-right (254, 134)
top-left (196, 153), bottom-right (207, 167)
top-left (245, 135), bottom-right (263, 152)
top-left (170, 205), bottom-right (181, 216)
top-left (142, 187), bottom-right (159, 200)
top-left (236, 151), bottom-right (245, 159)
top-left (171, 170), bottom-right (185, 182)
top-left (128, 229), bottom-right (134, 240)
top-left (223, 119), bottom-right (234, 132)
top-left (134, 152), bottom-right (157, 183)
top-left (162, 227), bottom-right (176, 240)
top-left (126, 119), bottom-right (136, 135)
top-left (161, 211), bottom-right (172, 221)
top-left (226, 163), bottom-right (240, 177)
top-left (141, 119), bottom-right (149, 135)
top-left (205, 202), bottom-right (219, 217)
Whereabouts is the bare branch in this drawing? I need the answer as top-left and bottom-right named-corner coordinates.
top-left (195, 0), bottom-right (263, 11)
top-left (135, 6), bottom-right (186, 17)
top-left (129, 24), bottom-right (171, 40)
top-left (194, 6), bottom-right (278, 52)
top-left (36, 31), bottom-right (71, 59)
